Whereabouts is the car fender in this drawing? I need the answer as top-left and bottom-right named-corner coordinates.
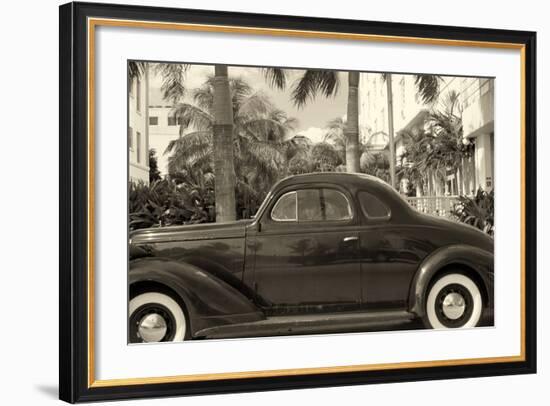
top-left (129, 257), bottom-right (264, 336)
top-left (408, 244), bottom-right (494, 317)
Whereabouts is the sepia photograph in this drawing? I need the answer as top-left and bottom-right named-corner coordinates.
top-left (127, 61), bottom-right (495, 343)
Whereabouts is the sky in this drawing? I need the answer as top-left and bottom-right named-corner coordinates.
top-left (149, 64), bottom-right (349, 143)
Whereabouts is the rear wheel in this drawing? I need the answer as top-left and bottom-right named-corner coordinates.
top-left (424, 273), bottom-right (483, 329)
top-left (129, 291), bottom-right (188, 343)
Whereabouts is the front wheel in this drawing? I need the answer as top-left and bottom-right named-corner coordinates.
top-left (129, 291), bottom-right (188, 343)
top-left (424, 273), bottom-right (483, 329)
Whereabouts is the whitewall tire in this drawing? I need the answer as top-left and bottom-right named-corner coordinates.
top-left (129, 292), bottom-right (187, 343)
top-left (425, 273), bottom-right (483, 329)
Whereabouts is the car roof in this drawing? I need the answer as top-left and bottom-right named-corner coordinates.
top-left (270, 172), bottom-right (413, 220)
top-left (276, 172), bottom-right (392, 189)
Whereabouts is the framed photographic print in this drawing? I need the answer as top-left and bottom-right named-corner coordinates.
top-left (59, 1), bottom-right (537, 403)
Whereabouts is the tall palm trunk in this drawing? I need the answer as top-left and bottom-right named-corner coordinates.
top-left (386, 73), bottom-right (397, 189)
top-left (212, 65), bottom-right (236, 222)
top-left (344, 71), bottom-right (360, 173)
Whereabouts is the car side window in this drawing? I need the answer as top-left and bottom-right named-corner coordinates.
top-left (358, 191), bottom-right (390, 219)
top-left (271, 189), bottom-right (352, 222)
top-left (297, 189), bottom-right (324, 221)
top-left (317, 189), bottom-right (352, 221)
top-left (271, 191), bottom-right (297, 221)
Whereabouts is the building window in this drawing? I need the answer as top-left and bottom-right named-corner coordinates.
top-left (136, 77), bottom-right (141, 112)
top-left (168, 116), bottom-right (183, 126)
top-left (136, 131), bottom-right (141, 163)
top-left (128, 127), bottom-right (133, 150)
top-left (149, 116), bottom-right (158, 125)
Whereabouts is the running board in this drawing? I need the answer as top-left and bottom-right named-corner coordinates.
top-left (195, 310), bottom-right (417, 339)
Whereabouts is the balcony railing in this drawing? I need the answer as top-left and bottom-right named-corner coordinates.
top-left (404, 196), bottom-right (459, 218)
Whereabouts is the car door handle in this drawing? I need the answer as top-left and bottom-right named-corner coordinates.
top-left (343, 236), bottom-right (359, 243)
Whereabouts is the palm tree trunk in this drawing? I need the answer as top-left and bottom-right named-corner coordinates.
top-left (212, 65), bottom-right (236, 222)
top-left (386, 74), bottom-right (397, 189)
top-left (344, 71), bottom-right (360, 173)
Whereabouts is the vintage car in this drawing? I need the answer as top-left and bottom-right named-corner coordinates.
top-left (129, 173), bottom-right (494, 343)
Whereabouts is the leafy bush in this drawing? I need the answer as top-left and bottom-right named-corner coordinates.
top-left (451, 188), bottom-right (494, 236)
top-left (129, 179), bottom-right (210, 231)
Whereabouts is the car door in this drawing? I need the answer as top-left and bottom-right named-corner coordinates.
top-left (357, 190), bottom-right (423, 310)
top-left (252, 186), bottom-right (361, 314)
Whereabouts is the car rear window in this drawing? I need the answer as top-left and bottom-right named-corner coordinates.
top-left (358, 191), bottom-right (390, 219)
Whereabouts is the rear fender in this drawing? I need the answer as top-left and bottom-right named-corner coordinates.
top-left (129, 258), bottom-right (264, 336)
top-left (408, 244), bottom-right (494, 317)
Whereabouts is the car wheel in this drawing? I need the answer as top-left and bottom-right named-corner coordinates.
top-left (129, 291), bottom-right (188, 343)
top-left (424, 273), bottom-right (483, 329)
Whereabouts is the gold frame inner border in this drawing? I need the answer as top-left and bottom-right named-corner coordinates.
top-left (86, 17), bottom-right (527, 388)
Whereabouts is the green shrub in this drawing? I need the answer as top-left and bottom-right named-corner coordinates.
top-left (451, 188), bottom-right (494, 236)
top-left (129, 179), bottom-right (210, 231)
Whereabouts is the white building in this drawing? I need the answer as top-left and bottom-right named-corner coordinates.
top-left (358, 72), bottom-right (494, 198)
top-left (128, 67), bottom-right (150, 184)
top-left (459, 77), bottom-right (494, 193)
top-left (146, 75), bottom-right (183, 175)
top-left (148, 105), bottom-right (181, 175)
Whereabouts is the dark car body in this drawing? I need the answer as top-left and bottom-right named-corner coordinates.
top-left (129, 173), bottom-right (494, 339)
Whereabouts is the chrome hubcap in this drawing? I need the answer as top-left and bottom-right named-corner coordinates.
top-left (441, 292), bottom-right (466, 320)
top-left (138, 313), bottom-right (168, 342)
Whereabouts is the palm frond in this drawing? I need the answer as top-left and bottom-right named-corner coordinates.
top-left (238, 138), bottom-right (285, 177)
top-left (414, 74), bottom-right (441, 104)
top-left (164, 131), bottom-right (212, 155)
top-left (236, 91), bottom-right (274, 118)
top-left (262, 68), bottom-right (287, 90)
top-left (154, 63), bottom-right (190, 104)
top-left (241, 117), bottom-right (294, 142)
top-left (170, 103), bottom-right (213, 132)
top-left (128, 61), bottom-right (145, 80)
top-left (291, 70), bottom-right (340, 108)
top-left (192, 82), bottom-right (214, 111)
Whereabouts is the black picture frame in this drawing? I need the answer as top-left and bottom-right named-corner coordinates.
top-left (59, 1), bottom-right (537, 403)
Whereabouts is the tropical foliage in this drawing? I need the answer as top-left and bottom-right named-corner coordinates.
top-left (290, 69), bottom-right (360, 172)
top-left (288, 142), bottom-right (343, 174)
top-left (397, 90), bottom-right (473, 195)
top-left (164, 76), bottom-right (302, 219)
top-left (148, 149), bottom-right (162, 184)
top-left (324, 117), bottom-right (346, 161)
top-left (129, 179), bottom-right (211, 231)
top-left (451, 188), bottom-right (494, 235)
top-left (129, 63), bottom-right (484, 226)
top-left (361, 150), bottom-right (391, 183)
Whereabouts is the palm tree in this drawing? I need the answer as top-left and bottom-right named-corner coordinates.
top-left (165, 76), bottom-right (298, 219)
top-left (396, 130), bottom-right (432, 196)
top-left (212, 66), bottom-right (288, 222)
top-left (291, 70), bottom-right (361, 173)
top-left (425, 92), bottom-right (473, 195)
top-left (211, 65), bottom-right (236, 222)
top-left (345, 71), bottom-right (361, 172)
top-left (157, 64), bottom-right (288, 222)
top-left (398, 90), bottom-right (471, 197)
